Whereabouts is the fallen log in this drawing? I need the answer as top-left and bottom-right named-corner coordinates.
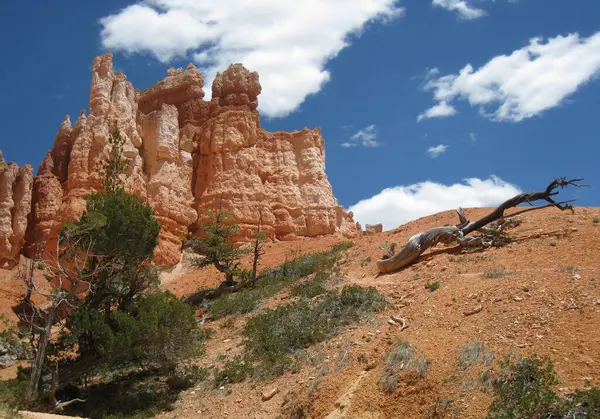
top-left (377, 177), bottom-right (586, 274)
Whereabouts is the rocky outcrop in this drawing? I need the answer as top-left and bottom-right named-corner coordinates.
top-left (0, 151), bottom-right (33, 268)
top-left (365, 224), bottom-right (383, 235)
top-left (5, 52), bottom-right (359, 267)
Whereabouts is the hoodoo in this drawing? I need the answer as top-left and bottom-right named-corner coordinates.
top-left (0, 52), bottom-right (360, 267)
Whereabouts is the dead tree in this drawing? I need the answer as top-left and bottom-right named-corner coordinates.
top-left (19, 233), bottom-right (108, 404)
top-left (251, 211), bottom-right (266, 282)
top-left (377, 177), bottom-right (586, 274)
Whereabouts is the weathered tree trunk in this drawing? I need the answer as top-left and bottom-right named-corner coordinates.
top-left (251, 213), bottom-right (264, 282)
top-left (26, 292), bottom-right (65, 401)
top-left (377, 178), bottom-right (586, 274)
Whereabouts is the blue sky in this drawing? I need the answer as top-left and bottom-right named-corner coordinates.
top-left (1, 0), bottom-right (599, 230)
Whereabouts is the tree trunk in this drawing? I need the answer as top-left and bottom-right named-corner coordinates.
top-left (27, 310), bottom-right (54, 400)
top-left (376, 178), bottom-right (585, 274)
top-left (26, 291), bottom-right (66, 401)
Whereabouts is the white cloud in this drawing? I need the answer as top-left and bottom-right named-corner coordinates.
top-left (99, 0), bottom-right (404, 118)
top-left (417, 100), bottom-right (457, 121)
top-left (420, 31), bottom-right (600, 122)
top-left (432, 0), bottom-right (486, 20)
top-left (470, 132), bottom-right (477, 141)
top-left (426, 144), bottom-right (448, 158)
top-left (348, 176), bottom-right (521, 230)
top-left (343, 124), bottom-right (380, 148)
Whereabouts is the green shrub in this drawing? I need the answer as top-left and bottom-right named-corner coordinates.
top-left (67, 291), bottom-right (201, 372)
top-left (487, 356), bottom-right (560, 419)
top-left (562, 265), bottom-right (580, 275)
top-left (458, 341), bottom-right (493, 370)
top-left (483, 269), bottom-right (508, 279)
top-left (291, 273), bottom-right (328, 299)
top-left (210, 290), bottom-right (262, 319)
top-left (381, 340), bottom-right (428, 393)
top-left (563, 386), bottom-right (600, 417)
top-left (0, 367), bottom-right (29, 409)
top-left (330, 242), bottom-right (354, 252)
top-left (244, 285), bottom-right (385, 377)
top-left (425, 281), bottom-right (440, 292)
top-left (206, 245), bottom-right (349, 317)
top-left (167, 365), bottom-right (209, 391)
top-left (593, 217), bottom-right (600, 225)
top-left (62, 369), bottom-right (178, 419)
top-left (0, 403), bottom-right (22, 418)
top-left (213, 356), bottom-right (254, 388)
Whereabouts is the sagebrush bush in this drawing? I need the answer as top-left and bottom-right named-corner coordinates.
top-left (487, 356), bottom-right (560, 419)
top-left (67, 291), bottom-right (201, 372)
top-left (213, 356), bottom-right (254, 388)
top-left (208, 243), bottom-right (352, 318)
top-left (210, 290), bottom-right (262, 318)
top-left (381, 340), bottom-right (428, 393)
top-left (243, 285), bottom-right (385, 376)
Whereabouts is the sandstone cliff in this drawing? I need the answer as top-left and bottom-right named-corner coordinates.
top-left (3, 52), bottom-right (359, 267)
top-left (0, 151), bottom-right (33, 268)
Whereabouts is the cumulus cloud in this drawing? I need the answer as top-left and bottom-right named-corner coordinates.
top-left (426, 144), bottom-right (448, 158)
top-left (342, 125), bottom-right (380, 148)
top-left (417, 100), bottom-right (457, 121)
top-left (419, 31), bottom-right (600, 122)
top-left (99, 0), bottom-right (404, 118)
top-left (348, 176), bottom-right (521, 230)
top-left (432, 0), bottom-right (486, 20)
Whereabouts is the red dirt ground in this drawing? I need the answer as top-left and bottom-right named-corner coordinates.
top-left (2, 206), bottom-right (600, 418)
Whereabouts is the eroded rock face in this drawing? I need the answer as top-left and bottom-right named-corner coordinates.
top-left (6, 52), bottom-right (358, 267)
top-left (0, 151), bottom-right (33, 268)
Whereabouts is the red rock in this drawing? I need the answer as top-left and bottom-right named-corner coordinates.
top-left (0, 152), bottom-right (33, 268)
top-left (2, 52), bottom-right (358, 267)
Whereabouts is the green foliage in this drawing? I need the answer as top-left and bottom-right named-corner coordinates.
top-left (184, 207), bottom-right (247, 285)
top-left (260, 245), bottom-right (344, 283)
top-left (458, 341), bottom-right (494, 371)
top-left (206, 244), bottom-right (348, 317)
top-left (562, 265), bottom-right (580, 275)
top-left (166, 365), bottom-right (209, 391)
top-left (0, 403), bottom-right (22, 418)
top-left (330, 241), bottom-right (354, 252)
top-left (563, 385), bottom-right (600, 418)
top-left (67, 292), bottom-right (200, 372)
top-left (593, 217), bottom-right (600, 225)
top-left (425, 281), bottom-right (440, 292)
top-left (213, 356), bottom-right (254, 387)
top-left (381, 340), bottom-right (429, 393)
top-left (98, 125), bottom-right (130, 194)
top-left (61, 189), bottom-right (161, 312)
top-left (0, 367), bottom-right (29, 409)
top-left (62, 369), bottom-right (179, 419)
top-left (69, 190), bottom-right (160, 267)
top-left (291, 273), bottom-right (328, 299)
top-left (487, 356), bottom-right (560, 419)
top-left (210, 290), bottom-right (262, 318)
top-left (0, 315), bottom-right (28, 361)
top-left (484, 269), bottom-right (509, 279)
top-left (244, 285), bottom-right (385, 377)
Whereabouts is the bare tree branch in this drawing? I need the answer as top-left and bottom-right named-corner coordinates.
top-left (377, 178), bottom-right (587, 274)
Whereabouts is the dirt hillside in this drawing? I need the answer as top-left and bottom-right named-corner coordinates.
top-left (152, 206), bottom-right (600, 418)
top-left (1, 206), bottom-right (599, 418)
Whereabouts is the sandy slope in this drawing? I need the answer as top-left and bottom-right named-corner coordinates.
top-left (2, 206), bottom-right (599, 418)
top-left (158, 206), bottom-right (600, 418)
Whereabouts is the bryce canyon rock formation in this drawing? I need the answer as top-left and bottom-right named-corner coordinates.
top-left (0, 52), bottom-right (359, 267)
top-left (0, 152), bottom-right (33, 268)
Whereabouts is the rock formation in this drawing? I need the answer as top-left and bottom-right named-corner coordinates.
top-left (2, 52), bottom-right (359, 267)
top-left (365, 224), bottom-right (383, 235)
top-left (0, 151), bottom-right (33, 268)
